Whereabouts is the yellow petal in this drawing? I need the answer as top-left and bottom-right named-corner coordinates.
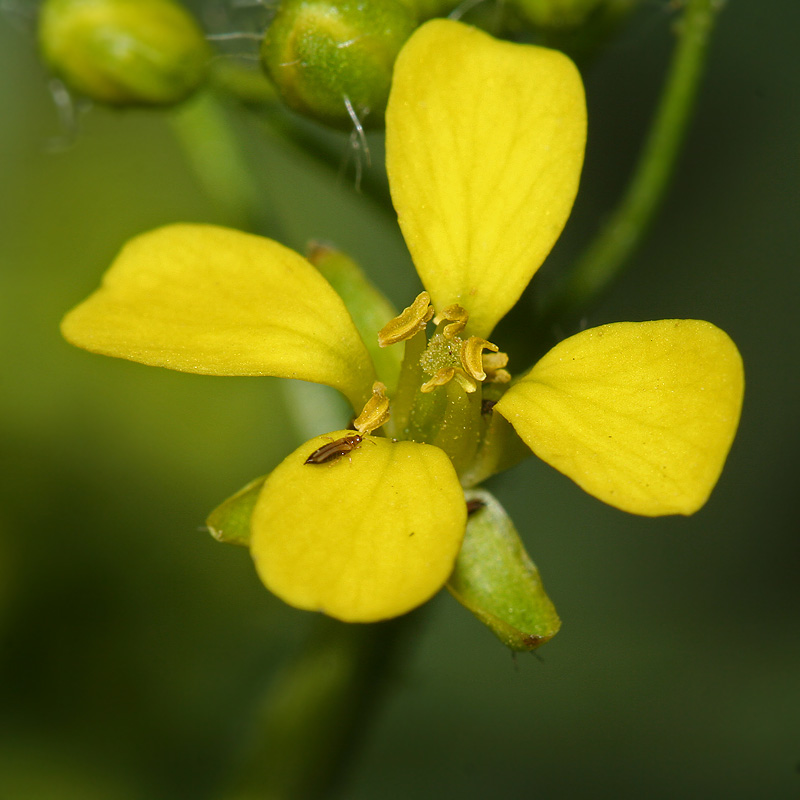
top-left (386, 19), bottom-right (586, 339)
top-left (61, 224), bottom-right (376, 409)
top-left (251, 430), bottom-right (466, 622)
top-left (496, 321), bottom-right (744, 516)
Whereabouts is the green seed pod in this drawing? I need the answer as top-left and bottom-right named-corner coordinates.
top-left (260, 0), bottom-right (417, 129)
top-left (38, 0), bottom-right (210, 106)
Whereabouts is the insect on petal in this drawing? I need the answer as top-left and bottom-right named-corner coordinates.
top-left (251, 430), bottom-right (467, 622)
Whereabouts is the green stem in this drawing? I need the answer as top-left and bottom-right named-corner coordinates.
top-left (541, 0), bottom-right (722, 331)
top-left (224, 613), bottom-right (420, 800)
top-left (542, 0), bottom-right (643, 64)
top-left (208, 59), bottom-right (279, 107)
top-left (171, 90), bottom-right (413, 800)
top-left (212, 66), bottom-right (394, 218)
top-left (169, 90), bottom-right (281, 234)
top-left (256, 111), bottom-right (395, 220)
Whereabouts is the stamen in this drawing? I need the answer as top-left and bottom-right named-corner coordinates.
top-left (433, 304), bottom-right (469, 339)
top-left (453, 370), bottom-right (479, 393)
top-left (487, 368), bottom-right (511, 384)
top-left (353, 381), bottom-right (390, 433)
top-left (481, 350), bottom-right (511, 384)
top-left (378, 292), bottom-right (434, 347)
top-left (420, 367), bottom-right (477, 394)
top-left (420, 367), bottom-right (453, 393)
top-left (460, 337), bottom-right (499, 382)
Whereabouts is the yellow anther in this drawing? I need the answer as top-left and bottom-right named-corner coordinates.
top-left (353, 381), bottom-right (390, 434)
top-left (420, 368), bottom-right (453, 393)
top-left (482, 350), bottom-right (508, 370)
top-left (433, 303), bottom-right (469, 339)
top-left (487, 368), bottom-right (511, 384)
top-left (378, 291), bottom-right (434, 347)
top-left (420, 367), bottom-right (477, 394)
top-left (452, 369), bottom-right (479, 393)
top-left (482, 350), bottom-right (511, 384)
top-left (460, 336), bottom-right (499, 382)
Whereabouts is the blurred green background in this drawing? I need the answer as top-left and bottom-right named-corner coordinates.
top-left (1, 1), bottom-right (798, 798)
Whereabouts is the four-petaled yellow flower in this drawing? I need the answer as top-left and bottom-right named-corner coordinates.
top-left (61, 20), bottom-right (743, 624)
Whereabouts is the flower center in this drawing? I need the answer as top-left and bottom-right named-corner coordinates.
top-left (420, 332), bottom-right (464, 374)
top-left (374, 292), bottom-right (512, 476)
top-left (379, 291), bottom-right (510, 394)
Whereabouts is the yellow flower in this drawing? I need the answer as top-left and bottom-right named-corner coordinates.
top-left (61, 20), bottom-right (743, 624)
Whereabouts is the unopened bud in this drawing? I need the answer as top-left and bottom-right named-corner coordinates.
top-left (38, 0), bottom-right (210, 106)
top-left (260, 0), bottom-right (417, 128)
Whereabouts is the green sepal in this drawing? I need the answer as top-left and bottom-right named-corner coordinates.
top-left (307, 244), bottom-right (401, 391)
top-left (206, 475), bottom-right (266, 547)
top-left (447, 488), bottom-right (560, 651)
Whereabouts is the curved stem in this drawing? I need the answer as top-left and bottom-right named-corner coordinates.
top-left (224, 613), bottom-right (421, 800)
top-left (172, 90), bottom-right (416, 800)
top-left (540, 0), bottom-right (643, 64)
top-left (170, 90), bottom-right (264, 227)
top-left (255, 110), bottom-right (395, 220)
top-left (209, 65), bottom-right (394, 219)
top-left (541, 0), bottom-right (722, 331)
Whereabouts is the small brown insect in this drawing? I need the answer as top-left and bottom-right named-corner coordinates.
top-left (481, 399), bottom-right (497, 416)
top-left (304, 434), bottom-right (364, 465)
top-left (466, 498), bottom-right (486, 516)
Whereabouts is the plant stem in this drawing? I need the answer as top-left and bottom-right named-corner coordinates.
top-left (224, 613), bottom-right (421, 800)
top-left (169, 91), bottom-right (408, 799)
top-left (255, 111), bottom-right (395, 219)
top-left (169, 90), bottom-right (281, 234)
top-left (541, 0), bottom-right (722, 332)
top-left (209, 65), bottom-right (394, 220)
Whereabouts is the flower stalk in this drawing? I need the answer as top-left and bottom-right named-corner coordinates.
top-left (169, 91), bottom-right (267, 230)
top-left (224, 614), bottom-right (420, 800)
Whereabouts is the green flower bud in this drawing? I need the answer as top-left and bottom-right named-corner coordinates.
top-left (260, 0), bottom-right (417, 128)
top-left (38, 0), bottom-right (210, 106)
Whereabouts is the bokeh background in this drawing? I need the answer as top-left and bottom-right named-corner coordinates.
top-left (1, 1), bottom-right (798, 797)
